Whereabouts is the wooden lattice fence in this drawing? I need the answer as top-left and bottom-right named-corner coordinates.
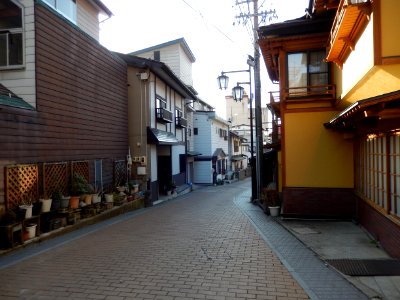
top-left (71, 161), bottom-right (89, 182)
top-left (114, 160), bottom-right (126, 187)
top-left (43, 162), bottom-right (68, 197)
top-left (5, 164), bottom-right (38, 210)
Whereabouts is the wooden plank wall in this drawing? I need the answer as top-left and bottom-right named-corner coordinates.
top-left (0, 2), bottom-right (128, 210)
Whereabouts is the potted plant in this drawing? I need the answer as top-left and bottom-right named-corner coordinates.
top-left (39, 192), bottom-right (52, 213)
top-left (19, 197), bottom-right (33, 219)
top-left (90, 184), bottom-right (102, 204)
top-left (51, 189), bottom-right (63, 211)
top-left (70, 173), bottom-right (90, 209)
top-left (104, 185), bottom-right (114, 203)
top-left (262, 185), bottom-right (281, 216)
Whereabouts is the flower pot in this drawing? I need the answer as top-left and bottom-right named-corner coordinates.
top-left (51, 198), bottom-right (61, 211)
top-left (40, 198), bottom-right (52, 213)
top-left (61, 196), bottom-right (70, 209)
top-left (269, 206), bottom-right (280, 217)
top-left (19, 205), bottom-right (33, 219)
top-left (83, 194), bottom-right (92, 205)
top-left (69, 196), bottom-right (80, 209)
top-left (132, 184), bottom-right (139, 193)
top-left (92, 194), bottom-right (101, 204)
top-left (105, 193), bottom-right (113, 203)
top-left (26, 224), bottom-right (37, 239)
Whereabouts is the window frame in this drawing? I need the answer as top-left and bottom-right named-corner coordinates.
top-left (286, 49), bottom-right (330, 90)
top-left (42, 0), bottom-right (77, 24)
top-left (0, 0), bottom-right (24, 70)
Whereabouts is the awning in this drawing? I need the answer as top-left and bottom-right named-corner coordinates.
top-left (0, 84), bottom-right (34, 110)
top-left (324, 90), bottom-right (400, 131)
top-left (231, 154), bottom-right (247, 161)
top-left (187, 151), bottom-right (202, 157)
top-left (213, 148), bottom-right (226, 159)
top-left (147, 127), bottom-right (180, 145)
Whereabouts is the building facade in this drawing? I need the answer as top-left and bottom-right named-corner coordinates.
top-left (0, 0), bottom-right (127, 214)
top-left (193, 111), bottom-right (230, 184)
top-left (259, 0), bottom-right (400, 258)
top-left (117, 54), bottom-right (196, 201)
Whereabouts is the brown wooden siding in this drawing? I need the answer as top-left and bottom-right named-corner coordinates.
top-left (0, 3), bottom-right (128, 197)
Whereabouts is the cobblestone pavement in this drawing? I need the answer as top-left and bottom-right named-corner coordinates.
top-left (0, 180), bottom-right (309, 300)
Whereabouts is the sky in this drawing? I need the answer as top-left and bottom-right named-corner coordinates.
top-left (99, 0), bottom-right (309, 118)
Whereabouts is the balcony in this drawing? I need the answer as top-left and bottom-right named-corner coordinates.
top-left (326, 0), bottom-right (371, 67)
top-left (175, 116), bottom-right (188, 128)
top-left (156, 107), bottom-right (173, 123)
top-left (269, 84), bottom-right (336, 111)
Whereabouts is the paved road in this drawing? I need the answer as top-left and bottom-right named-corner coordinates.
top-left (0, 180), bottom-right (309, 300)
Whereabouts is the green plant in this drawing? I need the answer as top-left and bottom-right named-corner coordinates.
top-left (71, 173), bottom-right (90, 196)
top-left (51, 189), bottom-right (62, 201)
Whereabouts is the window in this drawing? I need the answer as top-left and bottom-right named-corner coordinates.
top-left (287, 50), bottom-right (328, 92)
top-left (0, 0), bottom-right (23, 69)
top-left (42, 0), bottom-right (77, 23)
top-left (355, 132), bottom-right (400, 218)
top-left (156, 96), bottom-right (167, 109)
top-left (234, 140), bottom-right (239, 152)
top-left (175, 108), bottom-right (183, 118)
top-left (219, 129), bottom-right (227, 138)
top-left (194, 128), bottom-right (198, 135)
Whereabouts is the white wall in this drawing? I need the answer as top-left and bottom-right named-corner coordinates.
top-left (193, 113), bottom-right (212, 155)
top-left (211, 120), bottom-right (229, 155)
top-left (150, 145), bottom-right (157, 181)
top-left (341, 19), bottom-right (374, 97)
top-left (194, 161), bottom-right (212, 183)
top-left (172, 144), bottom-right (185, 175)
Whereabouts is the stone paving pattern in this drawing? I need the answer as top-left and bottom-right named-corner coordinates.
top-left (235, 192), bottom-right (368, 300)
top-left (0, 181), bottom-right (309, 300)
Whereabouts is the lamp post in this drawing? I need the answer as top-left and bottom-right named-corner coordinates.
top-left (217, 57), bottom-right (257, 202)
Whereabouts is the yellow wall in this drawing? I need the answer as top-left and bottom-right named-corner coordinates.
top-left (381, 0), bottom-right (400, 57)
top-left (284, 111), bottom-right (354, 188)
top-left (341, 18), bottom-right (374, 101)
top-left (341, 64), bottom-right (400, 104)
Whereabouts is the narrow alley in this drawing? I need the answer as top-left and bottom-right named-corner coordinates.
top-left (0, 179), bottom-right (367, 300)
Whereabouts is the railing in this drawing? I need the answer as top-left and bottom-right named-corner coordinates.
top-left (156, 107), bottom-right (173, 123)
top-left (284, 84), bottom-right (336, 101)
top-left (269, 84), bottom-right (335, 104)
top-left (175, 116), bottom-right (187, 128)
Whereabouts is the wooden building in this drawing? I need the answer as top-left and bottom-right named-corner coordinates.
top-left (259, 0), bottom-right (400, 257)
top-left (0, 0), bottom-right (128, 215)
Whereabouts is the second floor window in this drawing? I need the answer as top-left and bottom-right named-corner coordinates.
top-left (43, 0), bottom-right (77, 23)
top-left (0, 0), bottom-right (23, 69)
top-left (156, 96), bottom-right (167, 109)
top-left (175, 108), bottom-right (183, 118)
top-left (287, 50), bottom-right (328, 91)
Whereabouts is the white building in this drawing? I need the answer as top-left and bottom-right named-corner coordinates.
top-left (193, 111), bottom-right (230, 184)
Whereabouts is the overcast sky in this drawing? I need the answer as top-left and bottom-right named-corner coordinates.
top-left (99, 0), bottom-right (309, 118)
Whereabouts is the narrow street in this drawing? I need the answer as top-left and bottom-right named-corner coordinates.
top-left (0, 180), bottom-right (309, 300)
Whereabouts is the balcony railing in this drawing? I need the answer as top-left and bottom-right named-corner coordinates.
top-left (156, 107), bottom-right (173, 123)
top-left (269, 84), bottom-right (335, 103)
top-left (175, 116), bottom-right (187, 128)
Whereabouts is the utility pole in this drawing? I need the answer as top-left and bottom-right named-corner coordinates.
top-left (253, 0), bottom-right (263, 202)
top-left (235, 0), bottom-right (275, 201)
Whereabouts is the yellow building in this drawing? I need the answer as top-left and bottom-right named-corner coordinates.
top-left (259, 0), bottom-right (400, 258)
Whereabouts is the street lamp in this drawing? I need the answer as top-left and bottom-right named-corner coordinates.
top-left (232, 84), bottom-right (244, 102)
top-left (217, 56), bottom-right (257, 203)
